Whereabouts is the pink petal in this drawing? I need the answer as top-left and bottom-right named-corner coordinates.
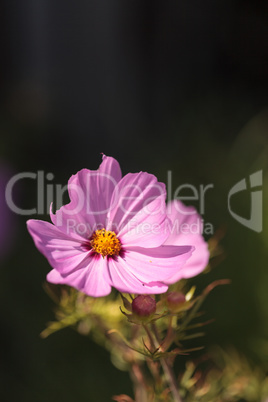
top-left (50, 201), bottom-right (95, 241)
top-left (47, 257), bottom-right (112, 297)
top-left (164, 200), bottom-right (209, 283)
top-left (27, 219), bottom-right (82, 248)
top-left (172, 243), bottom-right (209, 279)
top-left (82, 256), bottom-right (112, 297)
top-left (107, 172), bottom-right (168, 247)
top-left (108, 257), bottom-right (168, 294)
top-left (27, 219), bottom-right (89, 274)
top-left (166, 200), bottom-right (204, 240)
top-left (50, 155), bottom-right (122, 239)
top-left (98, 154), bottom-right (122, 204)
top-left (47, 269), bottom-right (64, 283)
top-left (122, 245), bottom-right (194, 284)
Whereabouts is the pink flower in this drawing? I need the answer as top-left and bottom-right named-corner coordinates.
top-left (27, 155), bottom-right (194, 297)
top-left (163, 200), bottom-right (209, 284)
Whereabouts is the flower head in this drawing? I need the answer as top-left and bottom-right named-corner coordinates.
top-left (27, 155), bottom-right (194, 297)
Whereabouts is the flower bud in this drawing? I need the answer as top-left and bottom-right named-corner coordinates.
top-left (132, 295), bottom-right (156, 319)
top-left (166, 291), bottom-right (186, 313)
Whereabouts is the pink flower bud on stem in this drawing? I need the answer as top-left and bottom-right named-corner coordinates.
top-left (166, 292), bottom-right (186, 313)
top-left (132, 295), bottom-right (156, 321)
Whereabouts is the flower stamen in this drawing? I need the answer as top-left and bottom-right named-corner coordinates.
top-left (90, 229), bottom-right (121, 258)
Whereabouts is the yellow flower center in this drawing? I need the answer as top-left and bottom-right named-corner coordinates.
top-left (90, 229), bottom-right (121, 257)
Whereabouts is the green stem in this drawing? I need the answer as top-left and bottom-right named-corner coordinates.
top-left (130, 363), bottom-right (149, 402)
top-left (144, 323), bottom-right (183, 402)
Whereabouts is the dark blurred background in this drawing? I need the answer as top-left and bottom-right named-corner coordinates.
top-left (1, 1), bottom-right (268, 401)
